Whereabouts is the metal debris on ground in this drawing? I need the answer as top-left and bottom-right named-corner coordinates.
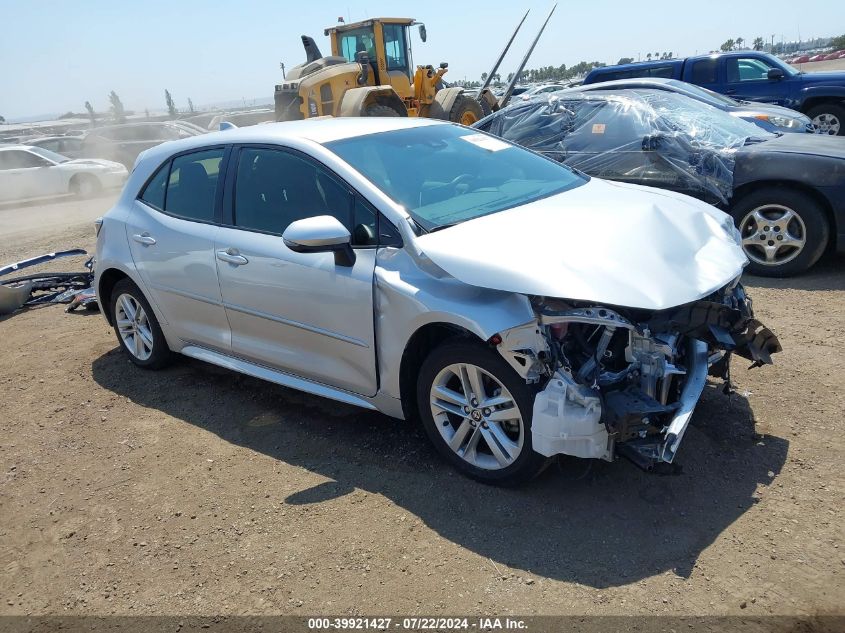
top-left (0, 249), bottom-right (97, 315)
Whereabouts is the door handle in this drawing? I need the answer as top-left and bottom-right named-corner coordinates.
top-left (216, 248), bottom-right (248, 266)
top-left (132, 233), bottom-right (156, 246)
top-left (724, 89), bottom-right (737, 95)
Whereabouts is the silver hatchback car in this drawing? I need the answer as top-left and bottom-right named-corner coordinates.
top-left (95, 118), bottom-right (780, 484)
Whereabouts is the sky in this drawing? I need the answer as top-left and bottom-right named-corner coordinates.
top-left (1, 0), bottom-right (844, 121)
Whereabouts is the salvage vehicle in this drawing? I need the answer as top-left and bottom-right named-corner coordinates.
top-left (568, 77), bottom-right (816, 134)
top-left (26, 135), bottom-right (86, 158)
top-left (475, 90), bottom-right (845, 277)
top-left (0, 145), bottom-right (127, 201)
top-left (582, 51), bottom-right (845, 135)
top-left (94, 118), bottom-right (780, 484)
top-left (81, 122), bottom-right (205, 168)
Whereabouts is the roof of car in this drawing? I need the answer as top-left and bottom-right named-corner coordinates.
top-left (141, 117), bottom-right (445, 161)
top-left (0, 145), bottom-right (37, 152)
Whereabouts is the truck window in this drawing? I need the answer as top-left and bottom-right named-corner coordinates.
top-left (382, 23), bottom-right (408, 72)
top-left (691, 59), bottom-right (718, 84)
top-left (727, 57), bottom-right (774, 82)
top-left (339, 27), bottom-right (376, 62)
top-left (647, 65), bottom-right (674, 78)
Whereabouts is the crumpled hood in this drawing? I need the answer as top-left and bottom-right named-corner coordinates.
top-left (415, 178), bottom-right (747, 311)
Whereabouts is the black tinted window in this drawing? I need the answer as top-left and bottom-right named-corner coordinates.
top-left (163, 149), bottom-right (224, 221)
top-left (691, 59), bottom-right (718, 84)
top-left (140, 161), bottom-right (169, 209)
top-left (647, 65), bottom-right (674, 78)
top-left (233, 148), bottom-right (352, 236)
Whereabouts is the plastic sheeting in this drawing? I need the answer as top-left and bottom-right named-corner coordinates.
top-left (474, 89), bottom-right (768, 205)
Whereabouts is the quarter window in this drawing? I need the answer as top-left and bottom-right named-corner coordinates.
top-left (233, 148), bottom-right (353, 238)
top-left (139, 162), bottom-right (169, 210)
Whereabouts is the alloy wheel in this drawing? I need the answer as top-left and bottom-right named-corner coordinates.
top-left (429, 362), bottom-right (524, 470)
top-left (812, 112), bottom-right (841, 135)
top-left (115, 293), bottom-right (154, 361)
top-left (739, 204), bottom-right (807, 267)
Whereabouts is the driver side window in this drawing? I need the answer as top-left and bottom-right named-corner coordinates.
top-left (728, 57), bottom-right (773, 82)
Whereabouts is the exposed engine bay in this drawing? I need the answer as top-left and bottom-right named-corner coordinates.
top-left (496, 281), bottom-right (781, 470)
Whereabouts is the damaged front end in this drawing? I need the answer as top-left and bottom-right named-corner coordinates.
top-left (496, 282), bottom-right (781, 470)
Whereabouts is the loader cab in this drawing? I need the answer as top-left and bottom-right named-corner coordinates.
top-left (327, 18), bottom-right (416, 99)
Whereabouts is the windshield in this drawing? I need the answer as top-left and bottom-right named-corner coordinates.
top-left (27, 146), bottom-right (69, 163)
top-left (630, 89), bottom-right (777, 145)
top-left (326, 125), bottom-right (586, 231)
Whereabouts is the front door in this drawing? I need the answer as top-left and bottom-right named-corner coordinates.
top-left (215, 146), bottom-right (378, 396)
top-left (126, 147), bottom-right (231, 352)
top-left (722, 55), bottom-right (786, 104)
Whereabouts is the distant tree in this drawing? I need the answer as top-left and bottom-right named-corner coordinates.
top-left (831, 34), bottom-right (845, 49)
top-left (144, 109), bottom-right (150, 119)
top-left (108, 91), bottom-right (126, 123)
top-left (735, 37), bottom-right (745, 50)
top-left (617, 57), bottom-right (634, 64)
top-left (84, 101), bottom-right (96, 124)
top-left (188, 98), bottom-right (195, 114)
top-left (481, 72), bottom-right (488, 83)
top-left (646, 53), bottom-right (652, 61)
top-left (753, 37), bottom-right (764, 51)
top-left (165, 89), bottom-right (177, 117)
top-left (720, 39), bottom-right (735, 52)
top-left (0, 115), bottom-right (5, 124)
top-left (506, 72), bottom-right (514, 83)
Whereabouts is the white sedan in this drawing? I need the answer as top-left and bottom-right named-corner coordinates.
top-left (0, 145), bottom-right (128, 203)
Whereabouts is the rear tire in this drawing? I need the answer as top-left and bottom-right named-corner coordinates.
top-left (730, 187), bottom-right (830, 277)
top-left (364, 104), bottom-right (400, 117)
top-left (806, 102), bottom-right (845, 136)
top-left (416, 340), bottom-right (548, 486)
top-left (110, 278), bottom-right (171, 369)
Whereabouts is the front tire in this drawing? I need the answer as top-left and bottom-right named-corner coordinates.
top-left (416, 340), bottom-right (548, 485)
top-left (110, 278), bottom-right (171, 369)
top-left (70, 174), bottom-right (101, 198)
top-left (364, 104), bottom-right (400, 117)
top-left (806, 102), bottom-right (845, 136)
top-left (447, 94), bottom-right (484, 126)
top-left (730, 187), bottom-right (829, 277)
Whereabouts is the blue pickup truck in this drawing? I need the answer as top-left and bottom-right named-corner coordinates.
top-left (584, 52), bottom-right (845, 135)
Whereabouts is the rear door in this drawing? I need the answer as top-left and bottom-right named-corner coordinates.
top-left (125, 146), bottom-right (232, 351)
top-left (214, 145), bottom-right (379, 396)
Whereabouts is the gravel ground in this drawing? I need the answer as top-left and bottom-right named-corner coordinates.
top-left (0, 194), bottom-right (843, 619)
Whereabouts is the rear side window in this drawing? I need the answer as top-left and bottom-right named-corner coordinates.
top-left (138, 148), bottom-right (225, 221)
top-left (140, 162), bottom-right (169, 209)
top-left (647, 65), bottom-right (674, 78)
top-left (691, 59), bottom-right (718, 84)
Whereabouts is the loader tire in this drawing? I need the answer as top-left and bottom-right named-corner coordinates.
top-left (365, 104), bottom-right (400, 117)
top-left (448, 94), bottom-right (484, 126)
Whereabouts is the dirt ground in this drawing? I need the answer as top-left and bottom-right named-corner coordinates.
top-left (0, 193), bottom-right (843, 619)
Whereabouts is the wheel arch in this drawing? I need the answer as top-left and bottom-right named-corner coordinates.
top-left (398, 322), bottom-right (484, 423)
top-left (799, 95), bottom-right (845, 113)
top-left (731, 179), bottom-right (838, 251)
top-left (337, 86), bottom-right (408, 117)
top-left (97, 267), bottom-right (130, 325)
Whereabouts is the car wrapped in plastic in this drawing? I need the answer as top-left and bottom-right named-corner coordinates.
top-left (475, 89), bottom-right (845, 277)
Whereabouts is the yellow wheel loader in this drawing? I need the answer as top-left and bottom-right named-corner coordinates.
top-left (274, 8), bottom-right (556, 124)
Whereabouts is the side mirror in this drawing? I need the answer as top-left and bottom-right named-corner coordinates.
top-left (355, 51), bottom-right (370, 86)
top-left (282, 215), bottom-right (356, 267)
top-left (767, 68), bottom-right (784, 80)
top-left (418, 24), bottom-right (427, 43)
top-left (642, 134), bottom-right (665, 151)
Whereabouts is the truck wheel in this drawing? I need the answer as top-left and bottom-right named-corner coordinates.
top-left (806, 103), bottom-right (845, 135)
top-left (448, 94), bottom-right (484, 126)
top-left (416, 339), bottom-right (548, 486)
top-left (364, 104), bottom-right (400, 117)
top-left (730, 187), bottom-right (830, 277)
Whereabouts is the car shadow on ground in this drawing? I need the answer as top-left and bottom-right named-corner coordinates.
top-left (92, 349), bottom-right (788, 588)
top-left (743, 253), bottom-right (844, 292)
